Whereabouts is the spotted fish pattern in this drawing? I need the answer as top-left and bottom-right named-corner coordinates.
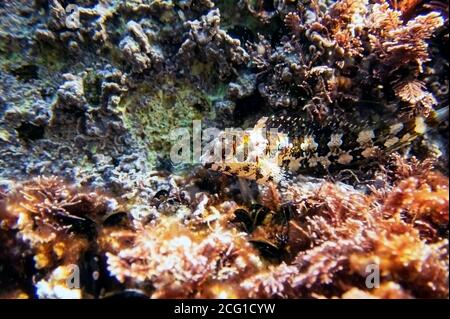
top-left (201, 108), bottom-right (447, 185)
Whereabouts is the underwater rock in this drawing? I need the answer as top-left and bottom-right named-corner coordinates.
top-left (56, 74), bottom-right (86, 111)
top-left (119, 20), bottom-right (163, 73)
top-left (178, 8), bottom-right (250, 80)
top-left (0, 0), bottom-right (448, 299)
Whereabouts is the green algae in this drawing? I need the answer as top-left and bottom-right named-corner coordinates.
top-left (118, 78), bottom-right (214, 166)
top-left (34, 47), bottom-right (66, 74)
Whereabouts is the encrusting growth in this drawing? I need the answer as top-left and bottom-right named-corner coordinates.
top-left (0, 0), bottom-right (448, 299)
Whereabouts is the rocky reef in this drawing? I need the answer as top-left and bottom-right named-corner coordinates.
top-left (0, 0), bottom-right (448, 299)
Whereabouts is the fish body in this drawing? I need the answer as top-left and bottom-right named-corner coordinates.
top-left (201, 108), bottom-right (447, 184)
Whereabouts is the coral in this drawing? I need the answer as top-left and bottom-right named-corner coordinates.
top-left (245, 0), bottom-right (446, 123)
top-left (0, 176), bottom-right (115, 270)
top-left (383, 173), bottom-right (449, 227)
top-left (0, 162), bottom-right (448, 299)
top-left (119, 20), bottom-right (164, 73)
top-left (368, 2), bottom-right (444, 74)
top-left (178, 9), bottom-right (250, 80)
top-left (105, 221), bottom-right (262, 298)
top-left (242, 166), bottom-right (448, 298)
top-left (35, 265), bottom-right (83, 299)
top-left (0, 0), bottom-right (448, 300)
top-left (341, 282), bottom-right (413, 298)
top-left (324, 0), bottom-right (369, 58)
top-left (349, 231), bottom-right (448, 298)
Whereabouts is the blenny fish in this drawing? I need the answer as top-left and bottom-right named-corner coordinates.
top-left (201, 107), bottom-right (448, 185)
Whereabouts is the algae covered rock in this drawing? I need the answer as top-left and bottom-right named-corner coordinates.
top-left (0, 0), bottom-right (448, 299)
